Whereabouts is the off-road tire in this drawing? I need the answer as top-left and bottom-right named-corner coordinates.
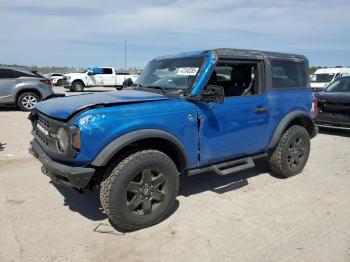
top-left (71, 81), bottom-right (84, 92)
top-left (17, 92), bottom-right (40, 111)
top-left (268, 125), bottom-right (310, 178)
top-left (100, 149), bottom-right (179, 232)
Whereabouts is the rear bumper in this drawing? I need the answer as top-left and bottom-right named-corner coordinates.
top-left (29, 139), bottom-right (95, 188)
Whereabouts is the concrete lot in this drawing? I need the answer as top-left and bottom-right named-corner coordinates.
top-left (0, 87), bottom-right (350, 262)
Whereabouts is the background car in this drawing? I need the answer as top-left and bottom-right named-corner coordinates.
top-left (311, 67), bottom-right (350, 92)
top-left (0, 67), bottom-right (54, 111)
top-left (315, 75), bottom-right (350, 128)
top-left (49, 73), bottom-right (64, 86)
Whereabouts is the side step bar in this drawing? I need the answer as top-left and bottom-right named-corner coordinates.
top-left (212, 157), bottom-right (255, 176)
top-left (188, 154), bottom-right (266, 176)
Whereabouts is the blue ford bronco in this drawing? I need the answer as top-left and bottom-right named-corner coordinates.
top-left (29, 49), bottom-right (318, 231)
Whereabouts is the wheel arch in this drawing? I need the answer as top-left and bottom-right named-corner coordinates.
top-left (72, 79), bottom-right (85, 86)
top-left (91, 129), bottom-right (189, 172)
top-left (268, 110), bottom-right (316, 149)
top-left (15, 88), bottom-right (42, 102)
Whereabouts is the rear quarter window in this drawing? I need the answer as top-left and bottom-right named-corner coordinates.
top-left (271, 59), bottom-right (307, 89)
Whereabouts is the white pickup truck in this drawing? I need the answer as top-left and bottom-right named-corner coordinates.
top-left (63, 67), bottom-right (139, 92)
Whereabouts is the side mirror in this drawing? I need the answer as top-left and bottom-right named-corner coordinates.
top-left (87, 70), bottom-right (94, 75)
top-left (201, 85), bottom-right (225, 103)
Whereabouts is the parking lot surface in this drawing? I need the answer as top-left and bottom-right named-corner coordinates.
top-left (0, 87), bottom-right (350, 262)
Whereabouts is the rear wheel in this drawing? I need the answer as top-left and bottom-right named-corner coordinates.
top-left (268, 125), bottom-right (310, 178)
top-left (57, 79), bottom-right (63, 86)
top-left (100, 149), bottom-right (179, 232)
top-left (17, 92), bottom-right (40, 111)
top-left (122, 78), bottom-right (133, 88)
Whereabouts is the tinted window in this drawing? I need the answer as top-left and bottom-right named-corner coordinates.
top-left (326, 77), bottom-right (350, 92)
top-left (311, 73), bottom-right (334, 83)
top-left (102, 68), bottom-right (113, 74)
top-left (14, 70), bottom-right (37, 78)
top-left (51, 74), bottom-right (62, 77)
top-left (271, 60), bottom-right (307, 89)
top-left (0, 69), bottom-right (16, 79)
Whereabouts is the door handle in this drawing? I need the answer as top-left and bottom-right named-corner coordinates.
top-left (254, 107), bottom-right (268, 113)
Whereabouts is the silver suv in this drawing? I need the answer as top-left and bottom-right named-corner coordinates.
top-left (0, 67), bottom-right (54, 111)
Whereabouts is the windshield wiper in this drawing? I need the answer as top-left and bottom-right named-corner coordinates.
top-left (139, 85), bottom-right (168, 94)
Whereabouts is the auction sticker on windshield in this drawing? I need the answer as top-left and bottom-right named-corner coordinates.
top-left (177, 67), bottom-right (199, 76)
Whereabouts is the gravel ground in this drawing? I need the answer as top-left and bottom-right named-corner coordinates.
top-left (0, 87), bottom-right (349, 262)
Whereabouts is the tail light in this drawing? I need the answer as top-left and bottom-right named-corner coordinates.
top-left (40, 79), bottom-right (51, 85)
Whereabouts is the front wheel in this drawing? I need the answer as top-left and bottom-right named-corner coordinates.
top-left (71, 81), bottom-right (84, 92)
top-left (100, 149), bottom-right (179, 232)
top-left (268, 125), bottom-right (310, 178)
top-left (17, 92), bottom-right (40, 111)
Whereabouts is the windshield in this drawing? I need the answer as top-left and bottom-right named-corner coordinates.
top-left (136, 57), bottom-right (203, 90)
top-left (326, 77), bottom-right (350, 92)
top-left (311, 73), bottom-right (335, 83)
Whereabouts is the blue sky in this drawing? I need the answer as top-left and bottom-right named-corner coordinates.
top-left (1, 0), bottom-right (350, 68)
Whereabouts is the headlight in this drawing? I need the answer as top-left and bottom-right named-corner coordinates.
top-left (57, 127), bottom-right (69, 152)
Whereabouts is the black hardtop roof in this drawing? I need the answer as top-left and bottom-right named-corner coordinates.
top-left (208, 48), bottom-right (307, 60)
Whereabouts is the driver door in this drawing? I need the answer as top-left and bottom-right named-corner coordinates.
top-left (197, 61), bottom-right (271, 166)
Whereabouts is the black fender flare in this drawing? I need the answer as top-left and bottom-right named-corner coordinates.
top-left (268, 110), bottom-right (316, 149)
top-left (91, 129), bottom-right (189, 168)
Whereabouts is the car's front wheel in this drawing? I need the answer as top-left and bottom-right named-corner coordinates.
top-left (268, 125), bottom-right (310, 178)
top-left (17, 92), bottom-right (40, 111)
top-left (100, 149), bottom-right (179, 232)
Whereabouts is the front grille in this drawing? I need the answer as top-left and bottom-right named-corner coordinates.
top-left (38, 116), bottom-right (50, 129)
top-left (33, 113), bottom-right (78, 161)
top-left (33, 114), bottom-right (62, 156)
top-left (35, 129), bottom-right (49, 145)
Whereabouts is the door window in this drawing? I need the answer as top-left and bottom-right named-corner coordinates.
top-left (102, 68), bottom-right (113, 74)
top-left (207, 62), bottom-right (259, 97)
top-left (0, 69), bottom-right (15, 79)
top-left (326, 77), bottom-right (350, 92)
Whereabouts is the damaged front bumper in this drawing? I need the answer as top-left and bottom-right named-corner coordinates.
top-left (29, 139), bottom-right (95, 188)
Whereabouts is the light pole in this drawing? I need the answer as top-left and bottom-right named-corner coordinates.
top-left (124, 40), bottom-right (127, 83)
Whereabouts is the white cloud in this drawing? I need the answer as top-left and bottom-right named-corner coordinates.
top-left (1, 0), bottom-right (350, 67)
